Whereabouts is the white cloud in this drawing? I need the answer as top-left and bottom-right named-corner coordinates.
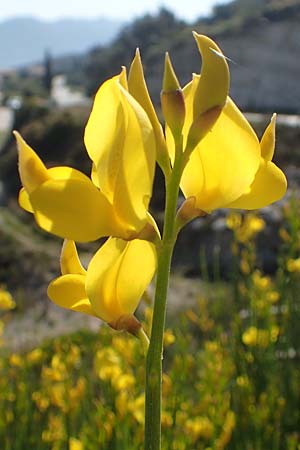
top-left (0, 0), bottom-right (231, 23)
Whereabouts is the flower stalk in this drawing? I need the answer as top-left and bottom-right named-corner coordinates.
top-left (145, 138), bottom-right (184, 450)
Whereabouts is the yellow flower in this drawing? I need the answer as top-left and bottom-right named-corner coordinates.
top-left (226, 212), bottom-right (242, 230)
top-left (32, 392), bottom-right (50, 411)
top-left (287, 257), bottom-right (300, 272)
top-left (236, 214), bottom-right (265, 243)
top-left (111, 335), bottom-right (135, 363)
top-left (49, 383), bottom-right (66, 410)
top-left (69, 437), bottom-right (83, 450)
top-left (97, 365), bottom-right (122, 383)
top-left (161, 410), bottom-right (173, 428)
top-left (163, 328), bottom-right (176, 346)
top-left (242, 326), bottom-right (269, 348)
top-left (112, 373), bottom-right (135, 391)
top-left (16, 67), bottom-right (156, 243)
top-left (26, 348), bottom-right (43, 364)
top-left (166, 34), bottom-right (286, 212)
top-left (128, 394), bottom-right (145, 424)
top-left (185, 416), bottom-right (214, 441)
top-left (9, 353), bottom-right (23, 367)
top-left (95, 347), bottom-right (120, 368)
top-left (48, 239), bottom-right (156, 330)
top-left (266, 290), bottom-right (280, 304)
top-left (270, 325), bottom-right (280, 343)
top-left (0, 289), bottom-right (15, 310)
top-left (252, 270), bottom-right (271, 290)
top-left (236, 375), bottom-right (250, 388)
top-left (42, 414), bottom-right (65, 442)
top-left (279, 227), bottom-right (290, 242)
top-left (216, 411), bottom-right (236, 449)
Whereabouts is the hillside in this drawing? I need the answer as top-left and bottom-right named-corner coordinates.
top-left (0, 17), bottom-right (123, 69)
top-left (79, 0), bottom-right (300, 113)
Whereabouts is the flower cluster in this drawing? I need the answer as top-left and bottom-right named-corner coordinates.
top-left (16, 33), bottom-right (287, 332)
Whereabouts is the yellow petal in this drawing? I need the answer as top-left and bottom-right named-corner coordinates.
top-left (260, 114), bottom-right (276, 161)
top-left (84, 75), bottom-right (126, 191)
top-left (85, 73), bottom-right (156, 233)
top-left (18, 187), bottom-right (34, 212)
top-left (48, 274), bottom-right (96, 317)
top-left (226, 114), bottom-right (287, 208)
top-left (14, 131), bottom-right (49, 194)
top-left (113, 239), bottom-right (156, 316)
top-left (113, 86), bottom-right (156, 228)
top-left (192, 33), bottom-right (230, 118)
top-left (29, 177), bottom-right (121, 242)
top-left (60, 240), bottom-right (86, 275)
top-left (47, 166), bottom-right (92, 182)
top-left (128, 49), bottom-right (165, 148)
top-left (226, 159), bottom-right (287, 209)
top-left (119, 66), bottom-right (128, 90)
top-left (181, 98), bottom-right (261, 211)
top-left (90, 163), bottom-right (100, 187)
top-left (86, 238), bottom-right (156, 323)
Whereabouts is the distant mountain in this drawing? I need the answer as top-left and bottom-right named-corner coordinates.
top-left (0, 17), bottom-right (123, 69)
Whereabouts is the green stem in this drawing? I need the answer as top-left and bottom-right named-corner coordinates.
top-left (144, 139), bottom-right (183, 450)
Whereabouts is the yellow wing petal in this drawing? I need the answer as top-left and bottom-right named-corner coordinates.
top-left (48, 274), bottom-right (96, 317)
top-left (90, 163), bottom-right (100, 187)
top-left (86, 238), bottom-right (127, 322)
top-left (112, 85), bottom-right (156, 230)
top-left (86, 238), bottom-right (156, 323)
top-left (226, 159), bottom-right (287, 209)
top-left (192, 33), bottom-right (230, 118)
top-left (29, 177), bottom-right (121, 242)
top-left (85, 72), bottom-right (156, 233)
top-left (18, 187), bottom-right (34, 213)
top-left (84, 74), bottom-right (127, 197)
top-left (114, 239), bottom-right (157, 317)
top-left (60, 240), bottom-right (87, 275)
top-left (260, 114), bottom-right (276, 161)
top-left (48, 166), bottom-right (92, 182)
top-left (181, 98), bottom-right (261, 211)
top-left (14, 131), bottom-right (49, 194)
top-left (226, 114), bottom-right (287, 209)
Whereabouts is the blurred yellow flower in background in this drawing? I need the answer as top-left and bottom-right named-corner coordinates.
top-left (69, 437), bottom-right (83, 450)
top-left (0, 288), bottom-right (15, 310)
top-left (287, 257), bottom-right (300, 272)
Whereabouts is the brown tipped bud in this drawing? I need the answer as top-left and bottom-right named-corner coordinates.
top-left (176, 196), bottom-right (207, 230)
top-left (161, 53), bottom-right (185, 138)
top-left (109, 314), bottom-right (142, 335)
top-left (163, 53), bottom-right (180, 92)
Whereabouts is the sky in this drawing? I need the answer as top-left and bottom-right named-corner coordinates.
top-left (0, 0), bottom-right (232, 23)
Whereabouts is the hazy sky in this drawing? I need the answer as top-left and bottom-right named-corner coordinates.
top-left (0, 0), bottom-right (231, 22)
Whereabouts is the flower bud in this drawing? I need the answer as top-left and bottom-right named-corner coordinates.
top-left (161, 53), bottom-right (185, 139)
